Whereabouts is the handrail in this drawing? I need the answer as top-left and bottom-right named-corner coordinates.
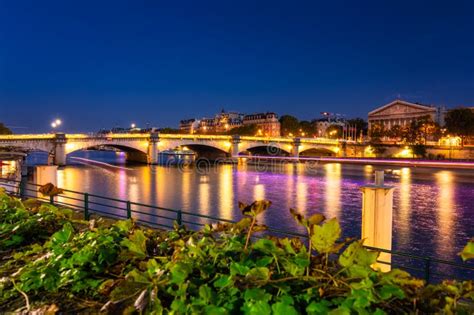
top-left (1, 177), bottom-right (472, 283)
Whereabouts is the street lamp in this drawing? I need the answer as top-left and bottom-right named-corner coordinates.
top-left (51, 118), bottom-right (62, 131)
top-left (131, 123), bottom-right (136, 129)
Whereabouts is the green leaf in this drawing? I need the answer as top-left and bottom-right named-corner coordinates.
top-left (378, 284), bottom-right (405, 300)
top-left (242, 300), bottom-right (271, 315)
top-left (246, 267), bottom-right (270, 281)
top-left (339, 241), bottom-right (378, 268)
top-left (50, 222), bottom-right (74, 245)
top-left (460, 239), bottom-right (474, 261)
top-left (252, 239), bottom-right (278, 254)
top-left (121, 229), bottom-right (148, 259)
top-left (311, 218), bottom-right (341, 253)
top-left (272, 296), bottom-right (298, 315)
top-left (214, 275), bottom-right (233, 288)
top-left (170, 262), bottom-right (191, 285)
top-left (306, 300), bottom-right (331, 315)
top-left (230, 262), bottom-right (250, 276)
top-left (114, 220), bottom-right (133, 233)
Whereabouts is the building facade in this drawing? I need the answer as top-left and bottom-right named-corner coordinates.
top-left (242, 112), bottom-right (280, 137)
top-left (368, 100), bottom-right (446, 131)
top-left (179, 110), bottom-right (280, 136)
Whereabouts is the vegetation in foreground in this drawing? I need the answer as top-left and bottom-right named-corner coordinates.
top-left (0, 189), bottom-right (473, 314)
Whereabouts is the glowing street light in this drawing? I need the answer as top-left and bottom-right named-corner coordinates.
top-left (51, 122), bottom-right (57, 128)
top-left (55, 119), bottom-right (62, 126)
top-left (131, 123), bottom-right (136, 128)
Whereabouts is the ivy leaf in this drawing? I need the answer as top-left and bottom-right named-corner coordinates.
top-left (459, 239), bottom-right (474, 261)
top-left (114, 220), bottom-right (133, 233)
top-left (308, 213), bottom-right (325, 226)
top-left (121, 230), bottom-right (147, 259)
top-left (230, 262), bottom-right (250, 276)
top-left (289, 208), bottom-right (308, 227)
top-left (50, 222), bottom-right (74, 245)
top-left (252, 239), bottom-right (278, 254)
top-left (170, 262), bottom-right (191, 285)
top-left (246, 267), bottom-right (270, 281)
top-left (214, 275), bottom-right (233, 289)
top-left (311, 218), bottom-right (341, 253)
top-left (306, 300), bottom-right (331, 315)
top-left (378, 284), bottom-right (405, 300)
top-left (239, 200), bottom-right (272, 217)
top-left (339, 241), bottom-right (378, 268)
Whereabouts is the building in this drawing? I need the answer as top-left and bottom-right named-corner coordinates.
top-left (368, 99), bottom-right (446, 132)
top-left (313, 112), bottom-right (346, 138)
top-left (179, 119), bottom-right (200, 134)
top-left (180, 110), bottom-right (244, 134)
top-left (242, 112), bottom-right (280, 137)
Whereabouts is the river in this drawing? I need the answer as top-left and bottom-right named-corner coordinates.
top-left (23, 151), bottom-right (474, 280)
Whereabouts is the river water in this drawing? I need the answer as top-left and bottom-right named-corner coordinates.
top-left (24, 151), bottom-right (474, 279)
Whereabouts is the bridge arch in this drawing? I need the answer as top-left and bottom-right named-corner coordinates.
top-left (299, 147), bottom-right (338, 157)
top-left (65, 140), bottom-right (149, 155)
top-left (239, 144), bottom-right (292, 156)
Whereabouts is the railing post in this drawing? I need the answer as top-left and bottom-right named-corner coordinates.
top-left (424, 258), bottom-right (431, 283)
top-left (177, 210), bottom-right (182, 226)
top-left (49, 195), bottom-right (54, 205)
top-left (84, 193), bottom-right (90, 220)
top-left (126, 201), bottom-right (132, 219)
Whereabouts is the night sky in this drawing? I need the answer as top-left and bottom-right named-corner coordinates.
top-left (1, 0), bottom-right (473, 133)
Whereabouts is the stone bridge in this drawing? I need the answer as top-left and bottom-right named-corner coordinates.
top-left (0, 133), bottom-right (344, 165)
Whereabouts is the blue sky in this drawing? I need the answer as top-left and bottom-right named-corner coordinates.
top-left (1, 0), bottom-right (473, 132)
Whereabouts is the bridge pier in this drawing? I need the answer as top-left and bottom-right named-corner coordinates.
top-left (53, 133), bottom-right (67, 166)
top-left (292, 138), bottom-right (301, 159)
top-left (231, 135), bottom-right (241, 158)
top-left (148, 132), bottom-right (160, 164)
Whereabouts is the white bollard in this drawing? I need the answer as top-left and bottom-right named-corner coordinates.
top-left (360, 170), bottom-right (394, 272)
top-left (34, 165), bottom-right (58, 197)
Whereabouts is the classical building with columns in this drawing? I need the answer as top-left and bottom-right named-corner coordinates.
top-left (368, 99), bottom-right (445, 131)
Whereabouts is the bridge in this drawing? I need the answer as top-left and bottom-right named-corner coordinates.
top-left (0, 133), bottom-right (344, 165)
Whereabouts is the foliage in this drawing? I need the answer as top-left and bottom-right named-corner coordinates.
top-left (279, 115), bottom-right (300, 136)
top-left (227, 124), bottom-right (258, 136)
top-left (445, 108), bottom-right (474, 146)
top-left (0, 122), bottom-right (12, 135)
top-left (410, 143), bottom-right (427, 158)
top-left (0, 193), bottom-right (473, 314)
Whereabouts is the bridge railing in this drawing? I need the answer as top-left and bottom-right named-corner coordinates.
top-left (0, 177), bottom-right (473, 284)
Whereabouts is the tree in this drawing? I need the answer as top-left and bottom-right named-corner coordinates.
top-left (326, 125), bottom-right (343, 139)
top-left (227, 124), bottom-right (258, 136)
top-left (0, 123), bottom-right (12, 135)
top-left (445, 108), bottom-right (474, 146)
top-left (369, 123), bottom-right (385, 140)
top-left (411, 143), bottom-right (427, 158)
top-left (299, 120), bottom-right (314, 137)
top-left (387, 125), bottom-right (403, 142)
top-left (279, 115), bottom-right (300, 136)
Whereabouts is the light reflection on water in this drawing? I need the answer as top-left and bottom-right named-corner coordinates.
top-left (26, 151), bottom-right (474, 275)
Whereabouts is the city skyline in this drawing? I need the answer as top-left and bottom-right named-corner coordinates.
top-left (1, 0), bottom-right (473, 133)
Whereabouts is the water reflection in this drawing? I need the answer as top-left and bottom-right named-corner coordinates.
top-left (398, 168), bottom-right (411, 247)
top-left (219, 166), bottom-right (233, 219)
top-left (324, 163), bottom-right (341, 218)
top-left (436, 171), bottom-right (455, 258)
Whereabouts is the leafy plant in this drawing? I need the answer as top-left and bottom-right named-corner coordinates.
top-left (0, 193), bottom-right (473, 314)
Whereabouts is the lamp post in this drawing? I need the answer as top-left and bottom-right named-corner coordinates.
top-left (51, 119), bottom-right (62, 132)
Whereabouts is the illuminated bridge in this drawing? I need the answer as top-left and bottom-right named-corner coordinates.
top-left (0, 133), bottom-right (346, 165)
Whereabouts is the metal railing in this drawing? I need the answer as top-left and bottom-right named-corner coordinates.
top-left (0, 178), bottom-right (473, 284)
